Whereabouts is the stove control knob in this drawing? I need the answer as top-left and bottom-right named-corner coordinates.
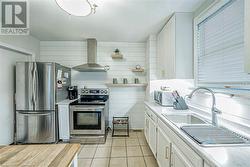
top-left (104, 90), bottom-right (108, 94)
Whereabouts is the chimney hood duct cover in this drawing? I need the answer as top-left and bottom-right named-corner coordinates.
top-left (73, 39), bottom-right (108, 72)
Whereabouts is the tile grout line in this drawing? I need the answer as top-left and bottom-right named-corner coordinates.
top-left (125, 135), bottom-right (128, 167)
top-left (107, 136), bottom-right (113, 167)
top-left (90, 145), bottom-right (98, 167)
top-left (138, 132), bottom-right (149, 167)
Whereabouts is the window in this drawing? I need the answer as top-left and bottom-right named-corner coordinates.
top-left (195, 0), bottom-right (249, 89)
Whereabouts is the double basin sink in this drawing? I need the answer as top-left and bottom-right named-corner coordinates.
top-left (162, 113), bottom-right (250, 147)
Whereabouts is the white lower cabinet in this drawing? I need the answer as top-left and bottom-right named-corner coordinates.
top-left (144, 111), bottom-right (157, 156)
top-left (148, 116), bottom-right (157, 156)
top-left (58, 104), bottom-right (70, 141)
top-left (171, 144), bottom-right (193, 167)
top-left (144, 113), bottom-right (150, 142)
top-left (145, 107), bottom-right (204, 167)
top-left (157, 127), bottom-right (171, 167)
top-left (204, 162), bottom-right (212, 167)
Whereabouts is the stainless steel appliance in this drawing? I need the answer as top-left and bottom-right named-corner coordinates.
top-left (72, 39), bottom-right (109, 72)
top-left (15, 62), bottom-right (71, 144)
top-left (68, 86), bottom-right (78, 100)
top-left (154, 90), bottom-right (175, 106)
top-left (69, 88), bottom-right (109, 144)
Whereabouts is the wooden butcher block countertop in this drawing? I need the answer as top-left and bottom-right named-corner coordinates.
top-left (0, 144), bottom-right (80, 167)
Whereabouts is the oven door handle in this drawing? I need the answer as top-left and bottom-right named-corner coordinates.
top-left (71, 107), bottom-right (105, 112)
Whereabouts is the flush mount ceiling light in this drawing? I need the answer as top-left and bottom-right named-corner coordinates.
top-left (55, 0), bottom-right (97, 17)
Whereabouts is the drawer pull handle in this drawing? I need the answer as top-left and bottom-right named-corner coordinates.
top-left (165, 146), bottom-right (169, 159)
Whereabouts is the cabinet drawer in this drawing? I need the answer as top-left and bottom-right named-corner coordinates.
top-left (158, 119), bottom-right (203, 167)
top-left (145, 106), bottom-right (157, 123)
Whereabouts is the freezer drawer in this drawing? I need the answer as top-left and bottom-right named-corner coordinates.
top-left (16, 111), bottom-right (57, 143)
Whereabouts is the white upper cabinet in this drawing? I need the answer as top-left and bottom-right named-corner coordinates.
top-left (157, 13), bottom-right (193, 79)
top-left (245, 0), bottom-right (250, 73)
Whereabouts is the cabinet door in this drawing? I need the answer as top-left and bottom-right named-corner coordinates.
top-left (171, 144), bottom-right (193, 167)
top-left (157, 26), bottom-right (167, 79)
top-left (245, 0), bottom-right (250, 73)
top-left (144, 113), bottom-right (150, 143)
top-left (148, 117), bottom-right (157, 156)
top-left (157, 15), bottom-right (176, 79)
top-left (165, 15), bottom-right (176, 79)
top-left (204, 162), bottom-right (212, 167)
top-left (58, 104), bottom-right (70, 141)
top-left (157, 127), bottom-right (171, 167)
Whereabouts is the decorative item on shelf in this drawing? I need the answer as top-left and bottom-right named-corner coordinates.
top-left (134, 78), bottom-right (139, 84)
top-left (135, 64), bottom-right (141, 69)
top-left (131, 64), bottom-right (144, 72)
top-left (123, 78), bottom-right (128, 84)
top-left (113, 78), bottom-right (118, 84)
top-left (105, 83), bottom-right (148, 88)
top-left (111, 49), bottom-right (123, 59)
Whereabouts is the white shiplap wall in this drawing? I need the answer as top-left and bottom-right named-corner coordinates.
top-left (150, 79), bottom-right (250, 138)
top-left (39, 41), bottom-right (147, 129)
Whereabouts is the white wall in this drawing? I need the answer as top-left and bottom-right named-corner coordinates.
top-left (0, 36), bottom-right (40, 58)
top-left (39, 41), bottom-right (147, 129)
top-left (149, 79), bottom-right (250, 138)
top-left (0, 49), bottom-right (30, 145)
top-left (0, 35), bottom-right (40, 145)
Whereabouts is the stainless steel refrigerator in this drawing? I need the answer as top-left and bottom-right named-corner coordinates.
top-left (15, 62), bottom-right (71, 143)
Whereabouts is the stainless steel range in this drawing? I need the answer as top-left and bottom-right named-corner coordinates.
top-left (69, 88), bottom-right (109, 144)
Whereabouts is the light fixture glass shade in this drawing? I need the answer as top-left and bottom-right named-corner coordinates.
top-left (55, 0), bottom-right (96, 17)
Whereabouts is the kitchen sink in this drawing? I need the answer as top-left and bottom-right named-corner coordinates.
top-left (162, 113), bottom-right (208, 127)
top-left (181, 125), bottom-right (250, 146)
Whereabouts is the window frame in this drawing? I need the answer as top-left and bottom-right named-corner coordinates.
top-left (193, 0), bottom-right (250, 94)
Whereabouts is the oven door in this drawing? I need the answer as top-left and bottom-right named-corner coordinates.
top-left (70, 105), bottom-right (105, 135)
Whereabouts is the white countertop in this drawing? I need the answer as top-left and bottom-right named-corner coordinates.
top-left (57, 99), bottom-right (77, 105)
top-left (145, 101), bottom-right (250, 167)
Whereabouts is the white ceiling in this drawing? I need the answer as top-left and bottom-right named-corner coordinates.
top-left (30, 0), bottom-right (206, 42)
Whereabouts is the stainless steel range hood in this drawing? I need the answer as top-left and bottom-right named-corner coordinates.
top-left (73, 39), bottom-right (108, 72)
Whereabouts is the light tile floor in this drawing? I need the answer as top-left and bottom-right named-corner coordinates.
top-left (78, 130), bottom-right (158, 167)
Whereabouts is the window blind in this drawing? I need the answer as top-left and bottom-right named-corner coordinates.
top-left (197, 0), bottom-right (249, 86)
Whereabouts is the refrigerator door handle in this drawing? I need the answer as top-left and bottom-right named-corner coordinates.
top-left (31, 62), bottom-right (37, 110)
top-left (33, 63), bottom-right (38, 110)
top-left (17, 111), bottom-right (52, 116)
top-left (28, 63), bottom-right (34, 109)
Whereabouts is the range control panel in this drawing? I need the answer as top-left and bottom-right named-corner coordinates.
top-left (81, 88), bottom-right (109, 95)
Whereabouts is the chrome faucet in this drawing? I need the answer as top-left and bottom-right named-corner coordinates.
top-left (187, 87), bottom-right (222, 126)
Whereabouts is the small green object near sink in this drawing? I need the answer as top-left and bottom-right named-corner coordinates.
top-left (162, 113), bottom-right (208, 127)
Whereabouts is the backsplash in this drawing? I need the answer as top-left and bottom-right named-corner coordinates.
top-left (39, 41), bottom-right (147, 128)
top-left (149, 79), bottom-right (250, 129)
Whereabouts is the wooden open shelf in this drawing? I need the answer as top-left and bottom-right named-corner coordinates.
top-left (111, 53), bottom-right (123, 59)
top-left (131, 68), bottom-right (145, 72)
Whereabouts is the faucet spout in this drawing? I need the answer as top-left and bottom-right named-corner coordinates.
top-left (187, 87), bottom-right (221, 126)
